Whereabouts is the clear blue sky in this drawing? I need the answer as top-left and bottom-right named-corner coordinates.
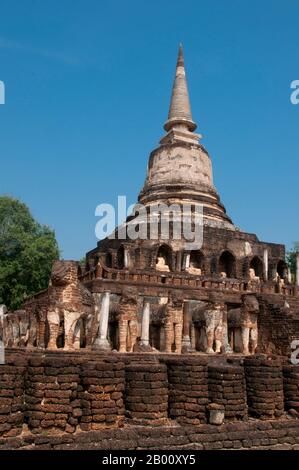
top-left (0, 0), bottom-right (298, 259)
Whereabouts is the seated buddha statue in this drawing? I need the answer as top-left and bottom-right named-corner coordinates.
top-left (156, 255), bottom-right (170, 272)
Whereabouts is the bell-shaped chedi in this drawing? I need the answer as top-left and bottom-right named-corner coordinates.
top-left (139, 44), bottom-right (233, 229)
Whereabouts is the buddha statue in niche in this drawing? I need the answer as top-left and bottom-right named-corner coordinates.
top-left (187, 261), bottom-right (202, 276)
top-left (249, 268), bottom-right (260, 282)
top-left (156, 255), bottom-right (170, 272)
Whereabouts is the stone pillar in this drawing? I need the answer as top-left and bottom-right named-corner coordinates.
top-left (159, 326), bottom-right (166, 351)
top-left (190, 324), bottom-right (196, 350)
top-left (182, 302), bottom-right (193, 352)
top-left (296, 253), bottom-right (299, 287)
top-left (38, 320), bottom-right (46, 348)
top-left (221, 307), bottom-right (232, 353)
top-left (118, 319), bottom-right (128, 353)
top-left (263, 248), bottom-right (268, 281)
top-left (164, 321), bottom-right (173, 353)
top-left (185, 253), bottom-right (190, 270)
top-left (176, 251), bottom-right (182, 271)
top-left (93, 291), bottom-right (111, 351)
top-left (174, 322), bottom-right (182, 354)
top-left (111, 251), bottom-right (117, 268)
top-left (124, 249), bottom-right (129, 269)
top-left (140, 302), bottom-right (150, 346)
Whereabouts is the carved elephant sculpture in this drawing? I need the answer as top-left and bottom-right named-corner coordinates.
top-left (227, 294), bottom-right (259, 355)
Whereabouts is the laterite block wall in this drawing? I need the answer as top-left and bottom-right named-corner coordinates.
top-left (0, 351), bottom-right (299, 442)
top-left (0, 359), bottom-right (26, 437)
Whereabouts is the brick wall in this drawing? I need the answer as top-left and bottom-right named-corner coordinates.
top-left (244, 356), bottom-right (284, 419)
top-left (0, 357), bottom-right (26, 437)
top-left (80, 359), bottom-right (125, 430)
top-left (0, 420), bottom-right (299, 450)
top-left (283, 365), bottom-right (299, 412)
top-left (0, 351), bottom-right (299, 449)
top-left (165, 357), bottom-right (209, 425)
top-left (125, 363), bottom-right (168, 424)
top-left (25, 356), bottom-right (81, 433)
top-left (208, 363), bottom-right (247, 421)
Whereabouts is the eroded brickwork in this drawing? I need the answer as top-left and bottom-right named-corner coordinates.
top-left (166, 357), bottom-right (209, 425)
top-left (0, 351), bottom-right (298, 449)
top-left (125, 363), bottom-right (168, 424)
top-left (208, 363), bottom-right (247, 421)
top-left (0, 359), bottom-right (26, 437)
top-left (244, 356), bottom-right (284, 420)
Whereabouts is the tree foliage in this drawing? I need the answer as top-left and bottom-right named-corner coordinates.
top-left (286, 242), bottom-right (299, 279)
top-left (0, 196), bottom-right (59, 310)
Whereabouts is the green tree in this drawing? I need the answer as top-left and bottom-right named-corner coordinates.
top-left (286, 242), bottom-right (299, 280)
top-left (0, 196), bottom-right (59, 310)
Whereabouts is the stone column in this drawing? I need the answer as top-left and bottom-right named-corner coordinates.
top-left (111, 252), bottom-right (117, 268)
top-left (159, 326), bottom-right (166, 351)
top-left (182, 301), bottom-right (193, 352)
top-left (118, 319), bottom-right (128, 353)
top-left (174, 322), bottom-right (183, 354)
top-left (164, 321), bottom-right (173, 353)
top-left (93, 292), bottom-right (111, 351)
top-left (185, 253), bottom-right (190, 270)
top-left (190, 324), bottom-right (196, 350)
top-left (140, 302), bottom-right (150, 346)
top-left (296, 253), bottom-right (299, 288)
top-left (263, 248), bottom-right (268, 281)
top-left (38, 319), bottom-right (46, 348)
top-left (124, 249), bottom-right (129, 269)
top-left (221, 306), bottom-right (232, 353)
top-left (176, 251), bottom-right (182, 271)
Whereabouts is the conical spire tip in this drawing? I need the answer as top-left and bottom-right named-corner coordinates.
top-left (162, 44), bottom-right (197, 135)
top-left (177, 43), bottom-right (184, 68)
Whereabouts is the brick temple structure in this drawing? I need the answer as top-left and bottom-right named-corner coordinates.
top-left (0, 46), bottom-right (299, 449)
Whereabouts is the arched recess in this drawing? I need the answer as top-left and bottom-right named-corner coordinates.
top-left (156, 244), bottom-right (172, 271)
top-left (134, 247), bottom-right (141, 267)
top-left (250, 256), bottom-right (264, 278)
top-left (189, 250), bottom-right (205, 273)
top-left (105, 252), bottom-right (112, 268)
top-left (218, 251), bottom-right (236, 278)
top-left (117, 246), bottom-right (125, 269)
top-left (277, 260), bottom-right (288, 280)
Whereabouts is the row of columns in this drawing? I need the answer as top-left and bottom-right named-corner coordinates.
top-left (92, 292), bottom-right (195, 353)
top-left (94, 249), bottom-right (299, 350)
top-left (93, 293), bottom-right (151, 351)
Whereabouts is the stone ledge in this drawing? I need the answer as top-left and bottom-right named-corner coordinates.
top-left (0, 419), bottom-right (298, 450)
